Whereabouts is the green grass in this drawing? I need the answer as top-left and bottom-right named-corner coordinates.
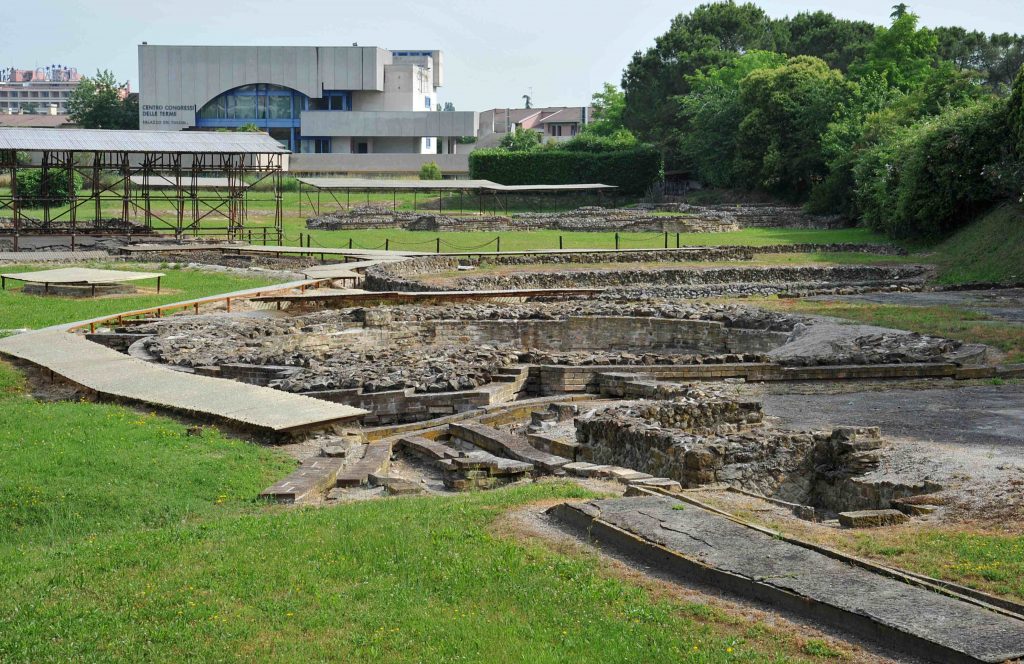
top-left (752, 298), bottom-right (1024, 363)
top-left (850, 530), bottom-right (1024, 600)
top-left (929, 204), bottom-right (1024, 284)
top-left (0, 263), bottom-right (279, 330)
top-left (0, 359), bottom-right (834, 662)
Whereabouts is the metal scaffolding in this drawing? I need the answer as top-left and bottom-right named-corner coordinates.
top-left (0, 128), bottom-right (288, 250)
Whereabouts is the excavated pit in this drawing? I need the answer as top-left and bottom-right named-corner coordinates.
top-left (573, 392), bottom-right (942, 517)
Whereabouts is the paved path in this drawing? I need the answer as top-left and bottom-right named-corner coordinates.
top-left (0, 250), bottom-right (109, 263)
top-left (552, 494), bottom-right (1024, 664)
top-left (0, 329), bottom-right (365, 433)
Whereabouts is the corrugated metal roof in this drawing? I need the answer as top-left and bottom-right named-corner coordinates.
top-left (0, 128), bottom-right (290, 154)
top-left (128, 175), bottom-right (245, 189)
top-left (296, 177), bottom-right (616, 192)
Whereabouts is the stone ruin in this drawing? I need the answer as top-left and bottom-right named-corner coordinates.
top-left (575, 390), bottom-right (941, 517)
top-left (306, 205), bottom-right (738, 234)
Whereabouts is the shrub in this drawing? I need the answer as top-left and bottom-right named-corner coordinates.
top-left (853, 98), bottom-right (1016, 239)
top-left (469, 145), bottom-right (663, 195)
top-left (14, 169), bottom-right (84, 208)
top-left (419, 161), bottom-right (443, 180)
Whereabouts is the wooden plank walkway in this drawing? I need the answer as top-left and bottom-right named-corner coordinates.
top-left (0, 329), bottom-right (366, 434)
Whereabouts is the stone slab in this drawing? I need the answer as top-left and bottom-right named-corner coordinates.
top-left (550, 495), bottom-right (1024, 664)
top-left (838, 509), bottom-right (910, 528)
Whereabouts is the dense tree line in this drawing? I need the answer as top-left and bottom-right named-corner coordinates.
top-left (617, 2), bottom-right (1024, 239)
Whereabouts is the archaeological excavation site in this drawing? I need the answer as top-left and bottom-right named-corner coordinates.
top-left (5, 209), bottom-right (1023, 662)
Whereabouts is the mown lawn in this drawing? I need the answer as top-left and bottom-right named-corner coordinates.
top-left (751, 298), bottom-right (1024, 363)
top-left (0, 263), bottom-right (279, 330)
top-left (0, 361), bottom-right (843, 662)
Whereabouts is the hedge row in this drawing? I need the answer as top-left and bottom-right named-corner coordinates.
top-left (468, 146), bottom-right (663, 195)
top-left (853, 98), bottom-right (1019, 240)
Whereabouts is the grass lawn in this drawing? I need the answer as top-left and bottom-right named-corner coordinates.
top-left (928, 204), bottom-right (1024, 284)
top-left (0, 263), bottom-right (279, 330)
top-left (0, 360), bottom-right (846, 662)
top-left (749, 298), bottom-right (1024, 364)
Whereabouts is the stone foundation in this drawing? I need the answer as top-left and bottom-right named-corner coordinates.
top-left (306, 205), bottom-right (738, 233)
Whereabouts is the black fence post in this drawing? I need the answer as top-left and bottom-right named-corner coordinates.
top-left (385, 238), bottom-right (390, 251)
top-left (614, 232), bottom-right (619, 250)
top-left (299, 232), bottom-right (303, 247)
top-left (496, 236), bottom-right (501, 253)
top-left (436, 237), bottom-right (441, 253)
top-left (348, 237), bottom-right (353, 249)
top-left (559, 235), bottom-right (563, 250)
top-left (676, 232), bottom-right (680, 248)
top-left (664, 231), bottom-right (669, 249)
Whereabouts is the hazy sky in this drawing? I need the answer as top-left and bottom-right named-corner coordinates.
top-left (2, 0), bottom-right (1020, 110)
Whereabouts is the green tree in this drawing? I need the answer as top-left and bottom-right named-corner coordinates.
top-left (774, 11), bottom-right (876, 72)
top-left (67, 69), bottom-right (137, 129)
top-left (852, 13), bottom-right (939, 92)
top-left (621, 1), bottom-right (779, 150)
top-left (584, 83), bottom-right (629, 136)
top-left (419, 161), bottom-right (443, 180)
top-left (237, 123), bottom-right (262, 132)
top-left (499, 126), bottom-right (542, 151)
top-left (733, 55), bottom-right (854, 199)
top-left (675, 50), bottom-right (787, 187)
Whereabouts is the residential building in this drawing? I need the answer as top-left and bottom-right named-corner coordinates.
top-left (477, 106), bottom-right (591, 146)
top-left (0, 66), bottom-right (82, 115)
top-left (137, 44), bottom-right (477, 174)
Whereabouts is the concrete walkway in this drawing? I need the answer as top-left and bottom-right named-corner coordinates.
top-left (0, 329), bottom-right (365, 434)
top-left (551, 494), bottom-right (1024, 664)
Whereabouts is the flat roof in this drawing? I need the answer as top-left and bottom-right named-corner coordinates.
top-left (297, 177), bottom-right (616, 192)
top-left (1, 267), bottom-right (164, 285)
top-left (128, 175), bottom-right (247, 189)
top-left (0, 128), bottom-right (290, 154)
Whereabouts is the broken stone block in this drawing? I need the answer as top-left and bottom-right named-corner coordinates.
top-left (837, 509), bottom-right (909, 528)
top-left (891, 500), bottom-right (938, 516)
top-left (321, 445), bottom-right (348, 458)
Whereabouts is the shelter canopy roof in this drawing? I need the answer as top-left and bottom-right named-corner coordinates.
top-left (0, 128), bottom-right (289, 154)
top-left (1, 267), bottom-right (165, 285)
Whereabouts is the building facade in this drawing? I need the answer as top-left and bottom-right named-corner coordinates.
top-left (0, 66), bottom-right (82, 115)
top-left (138, 44), bottom-right (477, 160)
top-left (477, 106), bottom-right (591, 146)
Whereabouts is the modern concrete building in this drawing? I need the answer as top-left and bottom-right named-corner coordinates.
top-left (138, 44), bottom-right (477, 173)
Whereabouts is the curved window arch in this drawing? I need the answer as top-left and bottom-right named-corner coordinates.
top-left (197, 83), bottom-right (306, 124)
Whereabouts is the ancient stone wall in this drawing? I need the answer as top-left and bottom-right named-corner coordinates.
top-left (307, 205), bottom-right (738, 233)
top-left (430, 264), bottom-right (932, 292)
top-left (420, 317), bottom-right (789, 354)
top-left (651, 203), bottom-right (846, 229)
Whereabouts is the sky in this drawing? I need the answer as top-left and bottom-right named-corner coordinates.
top-left (1, 0), bottom-right (1021, 110)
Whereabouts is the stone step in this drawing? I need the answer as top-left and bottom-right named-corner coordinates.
top-left (368, 473), bottom-right (424, 496)
top-left (527, 432), bottom-right (579, 461)
top-left (260, 456), bottom-right (346, 503)
top-left (550, 495), bottom-right (1024, 664)
top-left (336, 441), bottom-right (393, 487)
top-left (449, 422), bottom-right (569, 474)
